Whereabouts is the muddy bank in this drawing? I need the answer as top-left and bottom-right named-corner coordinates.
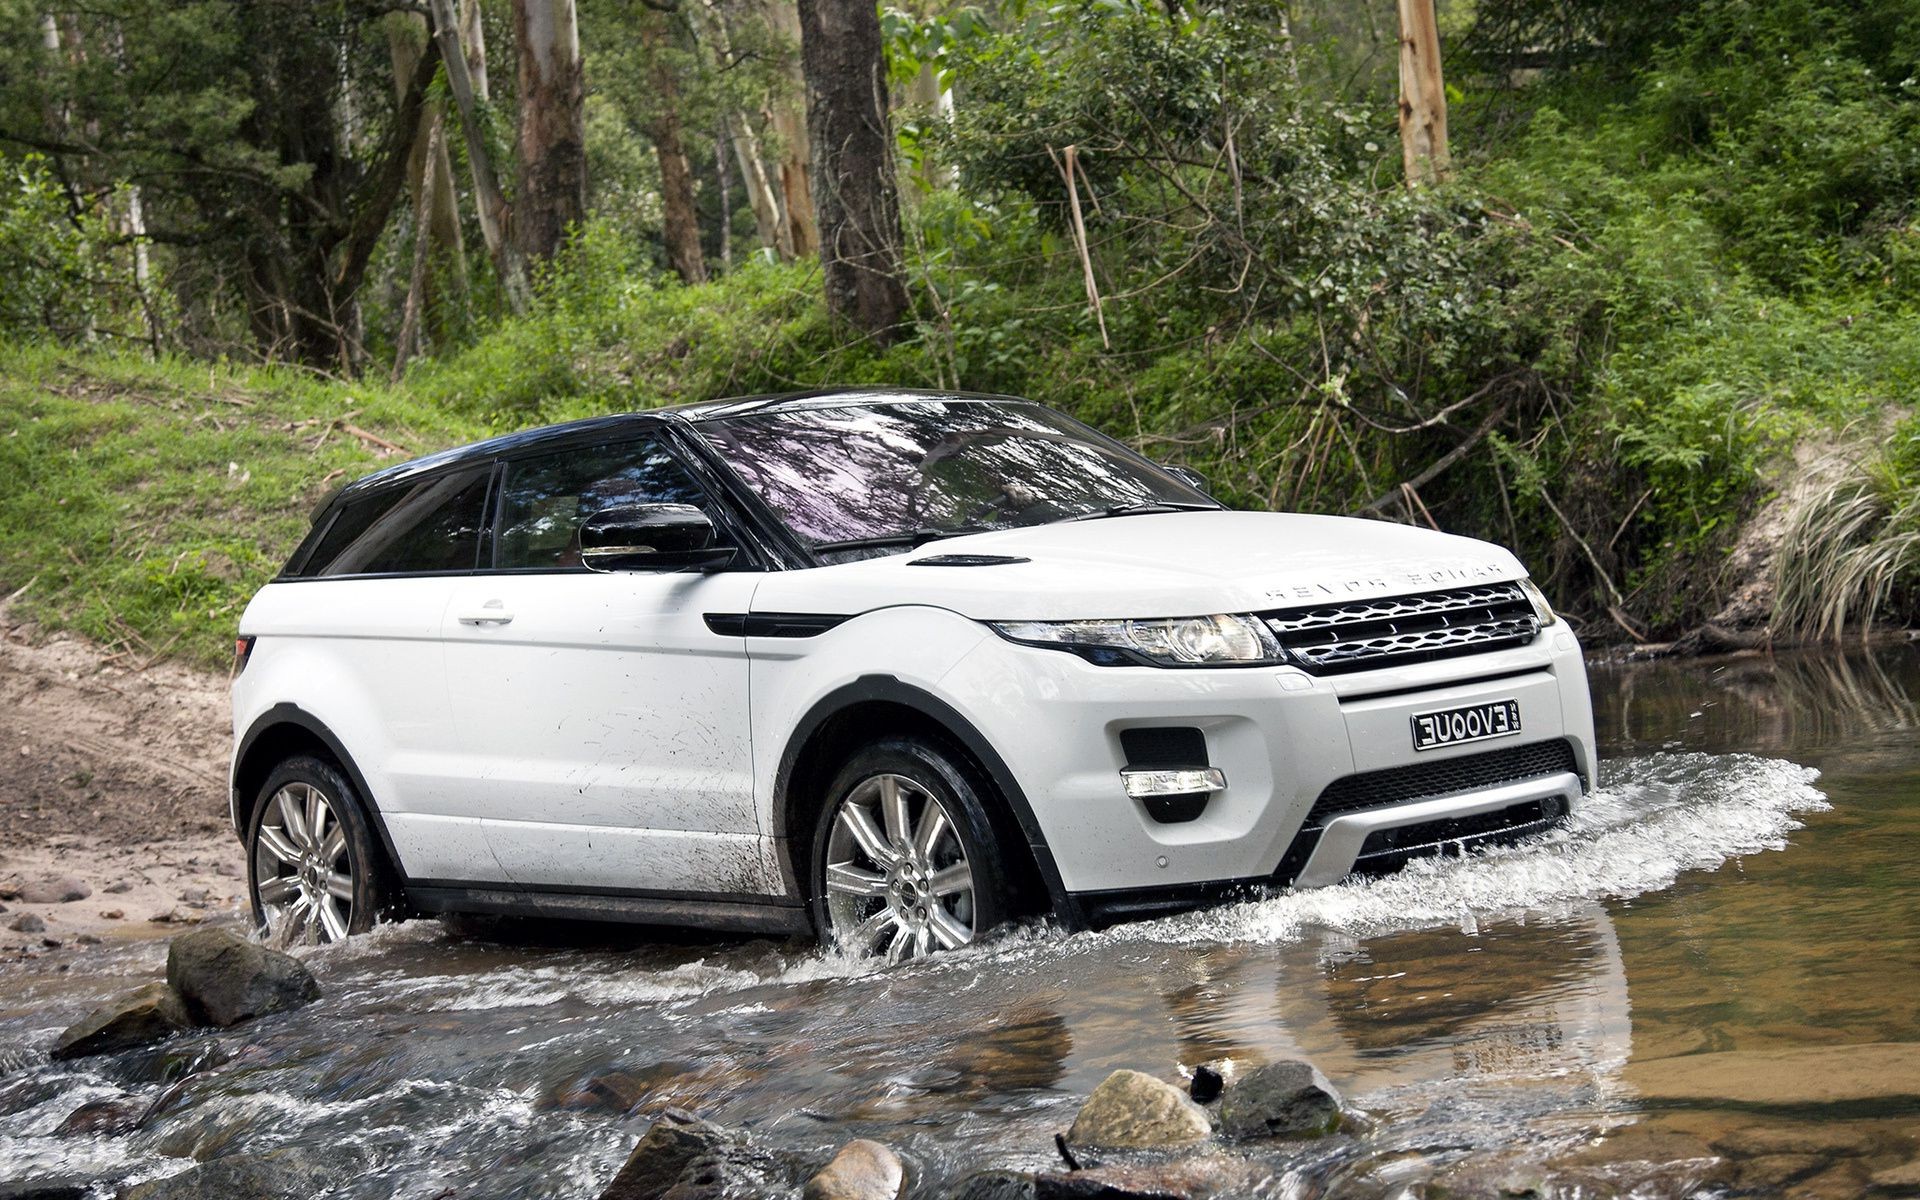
top-left (0, 604), bottom-right (242, 954)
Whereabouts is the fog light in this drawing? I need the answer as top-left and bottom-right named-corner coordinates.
top-left (1121, 767), bottom-right (1227, 799)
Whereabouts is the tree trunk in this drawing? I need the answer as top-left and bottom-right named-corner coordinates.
top-left (796, 0), bottom-right (909, 338)
top-left (386, 12), bottom-right (469, 345)
top-left (639, 15), bottom-right (708, 285)
top-left (1396, 0), bottom-right (1450, 186)
top-left (692, 0), bottom-right (795, 260)
top-left (906, 60), bottom-right (955, 191)
top-left (512, 0), bottom-right (587, 263)
top-left (427, 0), bottom-right (531, 311)
top-left (764, 0), bottom-right (818, 258)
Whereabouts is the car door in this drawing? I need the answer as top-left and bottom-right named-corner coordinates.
top-left (290, 463), bottom-right (502, 884)
top-left (440, 433), bottom-right (775, 898)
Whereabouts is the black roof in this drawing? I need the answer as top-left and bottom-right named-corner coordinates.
top-left (340, 386), bottom-right (1030, 498)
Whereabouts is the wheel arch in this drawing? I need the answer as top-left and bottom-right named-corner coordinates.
top-left (232, 704), bottom-right (407, 881)
top-left (772, 677), bottom-right (1079, 928)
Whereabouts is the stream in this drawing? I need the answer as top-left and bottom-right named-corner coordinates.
top-left (3, 645), bottom-right (1918, 1197)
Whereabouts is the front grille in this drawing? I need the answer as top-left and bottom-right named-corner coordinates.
top-left (1262, 582), bottom-right (1539, 675)
top-left (1304, 738), bottom-right (1578, 832)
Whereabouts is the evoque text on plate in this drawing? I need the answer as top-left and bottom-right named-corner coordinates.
top-left (230, 390), bottom-right (1597, 960)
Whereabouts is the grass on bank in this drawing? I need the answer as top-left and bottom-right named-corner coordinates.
top-left (0, 346), bottom-right (485, 669)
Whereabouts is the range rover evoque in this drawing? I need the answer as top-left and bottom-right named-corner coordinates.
top-left (231, 390), bottom-right (1597, 959)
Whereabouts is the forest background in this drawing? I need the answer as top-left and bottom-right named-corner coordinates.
top-left (0, 0), bottom-right (1916, 668)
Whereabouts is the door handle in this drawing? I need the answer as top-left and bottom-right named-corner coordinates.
top-left (458, 603), bottom-right (514, 626)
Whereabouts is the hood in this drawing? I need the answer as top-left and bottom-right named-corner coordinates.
top-left (749, 510), bottom-right (1529, 621)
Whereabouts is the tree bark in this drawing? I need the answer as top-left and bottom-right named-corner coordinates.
top-left (639, 14), bottom-right (708, 285)
top-left (1396, 0), bottom-right (1450, 186)
top-left (692, 0), bottom-right (795, 260)
top-left (427, 0), bottom-right (531, 311)
top-left (386, 12), bottom-right (468, 344)
top-left (797, 0), bottom-right (909, 338)
top-left (764, 0), bottom-right (819, 258)
top-left (512, 0), bottom-right (587, 263)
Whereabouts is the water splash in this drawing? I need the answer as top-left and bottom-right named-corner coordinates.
top-left (1124, 752), bottom-right (1825, 948)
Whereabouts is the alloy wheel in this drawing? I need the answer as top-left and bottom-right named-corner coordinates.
top-left (253, 781), bottom-right (356, 942)
top-left (823, 772), bottom-right (978, 962)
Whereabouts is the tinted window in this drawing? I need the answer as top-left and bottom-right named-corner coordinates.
top-left (698, 400), bottom-right (1210, 560)
top-left (496, 437), bottom-right (709, 570)
top-left (307, 466), bottom-right (492, 576)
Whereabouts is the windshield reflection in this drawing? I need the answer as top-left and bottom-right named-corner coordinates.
top-left (697, 400), bottom-right (1211, 560)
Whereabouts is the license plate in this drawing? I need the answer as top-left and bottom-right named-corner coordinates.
top-left (1411, 699), bottom-right (1521, 751)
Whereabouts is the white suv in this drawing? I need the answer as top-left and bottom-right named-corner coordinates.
top-left (231, 390), bottom-right (1596, 960)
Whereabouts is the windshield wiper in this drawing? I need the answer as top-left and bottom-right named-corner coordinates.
top-left (1063, 501), bottom-right (1219, 523)
top-left (812, 525), bottom-right (996, 555)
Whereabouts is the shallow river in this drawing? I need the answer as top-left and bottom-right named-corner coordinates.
top-left (4, 646), bottom-right (1919, 1197)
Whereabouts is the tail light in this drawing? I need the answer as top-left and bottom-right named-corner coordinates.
top-left (234, 635), bottom-right (256, 674)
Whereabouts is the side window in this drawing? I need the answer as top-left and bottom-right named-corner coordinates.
top-left (495, 437), bottom-right (711, 570)
top-left (306, 466), bottom-right (492, 577)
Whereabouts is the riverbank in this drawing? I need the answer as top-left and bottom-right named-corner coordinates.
top-left (0, 602), bottom-right (241, 956)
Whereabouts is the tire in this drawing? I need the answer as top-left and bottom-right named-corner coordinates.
top-left (245, 754), bottom-right (389, 943)
top-left (810, 736), bottom-right (1012, 962)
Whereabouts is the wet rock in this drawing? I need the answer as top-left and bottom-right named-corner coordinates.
top-left (600, 1109), bottom-right (766, 1200)
top-left (1187, 1065), bottom-right (1224, 1106)
top-left (946, 1170), bottom-right (1036, 1200)
top-left (1871, 1159), bottom-right (1920, 1192)
top-left (1216, 1060), bottom-right (1342, 1140)
top-left (0, 1074), bottom-right (64, 1120)
top-left (0, 1174), bottom-right (97, 1200)
top-left (54, 1095), bottom-right (146, 1137)
top-left (75, 934), bottom-right (100, 946)
top-left (1067, 1070), bottom-right (1212, 1150)
top-left (50, 982), bottom-right (191, 1060)
top-left (1034, 1155), bottom-right (1275, 1200)
top-left (804, 1140), bottom-right (904, 1200)
top-left (109, 1036), bottom-right (229, 1088)
top-left (121, 1147), bottom-right (368, 1200)
top-left (165, 929), bottom-right (319, 1027)
top-left (178, 888), bottom-right (211, 904)
top-left (1628, 1042), bottom-right (1920, 1107)
top-left (7, 914), bottom-right (44, 934)
top-left (98, 910), bottom-right (123, 921)
top-left (17, 877), bottom-right (89, 904)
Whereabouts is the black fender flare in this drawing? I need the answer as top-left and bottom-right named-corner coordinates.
top-left (771, 676), bottom-right (1080, 928)
top-left (233, 703), bottom-right (409, 880)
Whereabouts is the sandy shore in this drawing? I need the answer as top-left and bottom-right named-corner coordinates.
top-left (0, 602), bottom-right (244, 957)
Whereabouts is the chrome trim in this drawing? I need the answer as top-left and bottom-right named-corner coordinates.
top-left (1121, 767), bottom-right (1228, 799)
top-left (1293, 771), bottom-right (1580, 888)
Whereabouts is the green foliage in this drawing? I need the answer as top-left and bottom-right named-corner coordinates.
top-left (0, 156), bottom-right (99, 340)
top-left (0, 347), bottom-right (478, 667)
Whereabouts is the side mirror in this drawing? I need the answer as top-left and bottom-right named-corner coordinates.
top-left (1164, 464), bottom-right (1212, 496)
top-left (580, 503), bottom-right (737, 573)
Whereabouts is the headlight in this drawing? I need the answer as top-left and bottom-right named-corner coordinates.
top-left (989, 613), bottom-right (1284, 667)
top-left (1519, 578), bottom-right (1559, 627)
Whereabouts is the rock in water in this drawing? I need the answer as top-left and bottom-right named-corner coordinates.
top-left (1067, 1069), bottom-right (1213, 1150)
top-left (600, 1110), bottom-right (742, 1200)
top-left (1216, 1061), bottom-right (1342, 1140)
top-left (165, 929), bottom-right (319, 1028)
top-left (804, 1140), bottom-right (904, 1200)
top-left (1035, 1155), bottom-right (1275, 1200)
top-left (946, 1171), bottom-right (1036, 1200)
top-left (49, 983), bottom-right (191, 1061)
top-left (18, 877), bottom-right (90, 905)
top-left (1187, 1064), bottom-right (1224, 1105)
top-left (121, 1148), bottom-right (367, 1199)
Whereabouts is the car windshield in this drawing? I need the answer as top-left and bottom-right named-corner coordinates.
top-left (698, 399), bottom-right (1215, 562)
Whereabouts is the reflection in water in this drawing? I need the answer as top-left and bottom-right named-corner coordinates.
top-left (3, 646), bottom-right (1919, 1197)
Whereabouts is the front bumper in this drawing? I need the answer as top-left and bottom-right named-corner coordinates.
top-left (939, 625), bottom-right (1597, 911)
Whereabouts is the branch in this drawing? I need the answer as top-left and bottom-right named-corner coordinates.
top-left (1351, 403), bottom-right (1508, 516)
